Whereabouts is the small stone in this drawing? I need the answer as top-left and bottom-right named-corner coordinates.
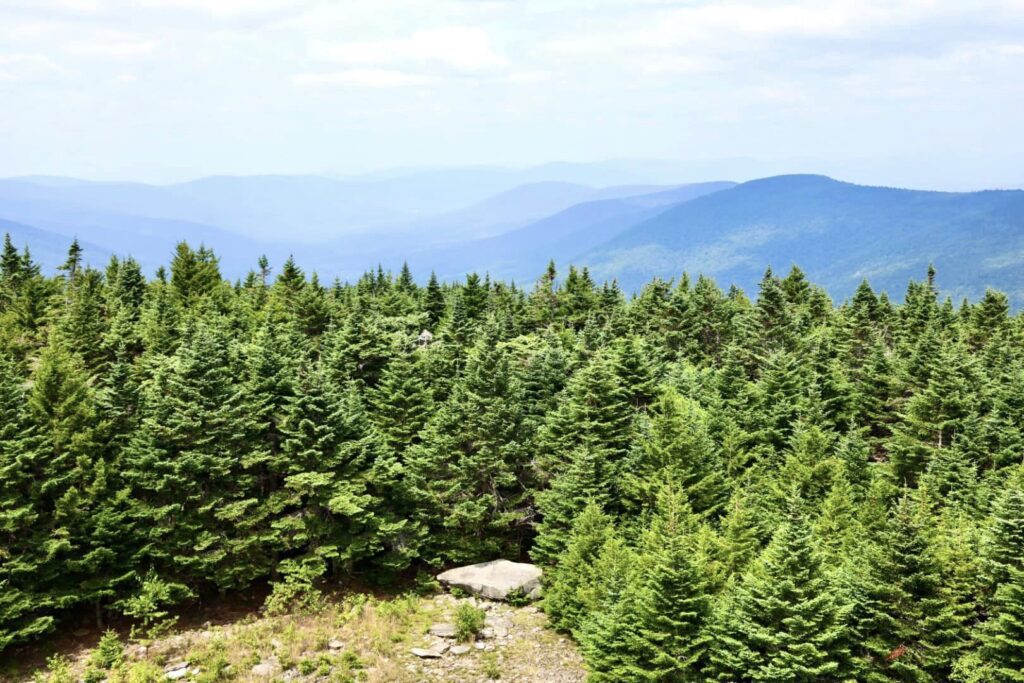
top-left (428, 623), bottom-right (457, 638)
top-left (250, 660), bottom-right (281, 678)
top-left (479, 627), bottom-right (495, 639)
top-left (450, 645), bottom-right (471, 655)
top-left (411, 644), bottom-right (447, 658)
top-left (282, 669), bottom-right (300, 682)
top-left (474, 642), bottom-right (486, 650)
top-left (164, 669), bottom-right (189, 681)
top-left (328, 639), bottom-right (345, 650)
top-left (163, 662), bottom-right (189, 674)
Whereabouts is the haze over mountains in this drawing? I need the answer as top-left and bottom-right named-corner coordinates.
top-left (2, 163), bottom-right (1023, 305)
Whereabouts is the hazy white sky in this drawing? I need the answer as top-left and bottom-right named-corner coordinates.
top-left (2, 0), bottom-right (1023, 184)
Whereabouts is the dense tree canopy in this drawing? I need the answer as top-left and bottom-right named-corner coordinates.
top-left (1, 238), bottom-right (1022, 682)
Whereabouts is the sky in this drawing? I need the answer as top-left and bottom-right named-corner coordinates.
top-left (1, 0), bottom-right (1023, 187)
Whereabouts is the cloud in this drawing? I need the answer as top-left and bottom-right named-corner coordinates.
top-left (507, 70), bottom-right (551, 84)
top-left (17, 0), bottom-right (305, 16)
top-left (64, 38), bottom-right (156, 57)
top-left (309, 27), bottom-right (508, 74)
top-left (0, 53), bottom-right (64, 82)
top-left (292, 68), bottom-right (440, 88)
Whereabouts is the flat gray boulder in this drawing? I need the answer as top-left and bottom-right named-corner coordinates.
top-left (437, 560), bottom-right (542, 601)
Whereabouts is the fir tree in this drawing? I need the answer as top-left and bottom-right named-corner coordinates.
top-left (707, 502), bottom-right (853, 682)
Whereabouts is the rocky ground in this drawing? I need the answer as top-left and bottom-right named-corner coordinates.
top-left (405, 594), bottom-right (584, 683)
top-left (11, 591), bottom-right (585, 683)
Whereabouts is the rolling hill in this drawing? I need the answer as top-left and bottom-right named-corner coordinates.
top-left (3, 171), bottom-right (1024, 305)
top-left (412, 181), bottom-right (736, 281)
top-left (578, 175), bottom-right (1024, 303)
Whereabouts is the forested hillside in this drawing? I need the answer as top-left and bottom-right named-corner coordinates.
top-left (582, 175), bottom-right (1024, 303)
top-left (4, 234), bottom-right (1024, 682)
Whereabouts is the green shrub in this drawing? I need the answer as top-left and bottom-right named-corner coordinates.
top-left (89, 630), bottom-right (125, 670)
top-left (34, 656), bottom-right (74, 683)
top-left (82, 667), bottom-right (106, 683)
top-left (115, 571), bottom-right (192, 640)
top-left (482, 652), bottom-right (502, 679)
top-left (263, 559), bottom-right (325, 616)
top-left (505, 589), bottom-right (530, 607)
top-left (453, 603), bottom-right (487, 642)
top-left (414, 572), bottom-right (441, 596)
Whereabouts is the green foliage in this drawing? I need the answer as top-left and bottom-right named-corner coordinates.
top-left (34, 655), bottom-right (74, 683)
top-left (1, 237), bottom-right (1022, 683)
top-left (115, 571), bottom-right (191, 639)
top-left (263, 558), bottom-right (326, 616)
top-left (706, 502), bottom-right (854, 682)
top-left (88, 630), bottom-right (125, 670)
top-left (453, 602), bottom-right (487, 642)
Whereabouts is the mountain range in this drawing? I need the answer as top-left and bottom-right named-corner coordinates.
top-left (1, 166), bottom-right (1022, 305)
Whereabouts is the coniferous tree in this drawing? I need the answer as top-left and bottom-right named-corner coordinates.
top-left (405, 327), bottom-right (529, 562)
top-left (623, 387), bottom-right (727, 517)
top-left (0, 240), bottom-right (1023, 663)
top-left (423, 271), bottom-right (446, 329)
top-left (968, 567), bottom-right (1024, 682)
top-left (368, 349), bottom-right (432, 457)
top-left (707, 502), bottom-right (853, 682)
top-left (854, 494), bottom-right (968, 681)
top-left (622, 483), bottom-right (711, 682)
top-left (544, 503), bottom-right (619, 634)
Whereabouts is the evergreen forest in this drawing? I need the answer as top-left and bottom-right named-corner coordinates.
top-left (4, 234), bottom-right (1024, 682)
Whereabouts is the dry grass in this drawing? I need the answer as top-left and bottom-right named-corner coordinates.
top-left (15, 593), bottom-right (585, 683)
top-left (16, 593), bottom-right (439, 683)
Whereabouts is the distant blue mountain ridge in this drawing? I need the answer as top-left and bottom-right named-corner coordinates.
top-left (1, 171), bottom-right (1022, 305)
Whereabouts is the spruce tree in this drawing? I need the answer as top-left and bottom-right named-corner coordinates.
top-left (0, 354), bottom-right (54, 649)
top-left (628, 483), bottom-right (712, 681)
top-left (980, 468), bottom-right (1024, 599)
top-left (971, 566), bottom-right (1024, 682)
top-left (405, 328), bottom-right (529, 562)
top-left (544, 503), bottom-right (618, 633)
top-left (367, 349), bottom-right (432, 457)
top-left (122, 319), bottom-right (261, 591)
top-left (623, 387), bottom-right (727, 517)
top-left (707, 502), bottom-right (853, 682)
top-left (854, 494), bottom-right (967, 681)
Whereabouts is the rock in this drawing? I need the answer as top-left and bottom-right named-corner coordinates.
top-left (127, 644), bottom-right (148, 660)
top-left (250, 658), bottom-right (281, 678)
top-left (328, 639), bottom-right (345, 650)
top-left (437, 560), bottom-right (543, 601)
top-left (474, 641), bottom-right (487, 650)
top-left (450, 644), bottom-right (471, 655)
top-left (163, 663), bottom-right (190, 681)
top-left (428, 623), bottom-right (458, 638)
top-left (282, 669), bottom-right (300, 682)
top-left (411, 642), bottom-right (449, 658)
top-left (480, 627), bottom-right (495, 639)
